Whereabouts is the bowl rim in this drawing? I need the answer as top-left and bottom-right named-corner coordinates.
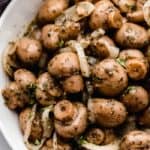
top-left (0, 0), bottom-right (23, 149)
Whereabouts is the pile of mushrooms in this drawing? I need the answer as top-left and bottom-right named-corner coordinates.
top-left (2, 0), bottom-right (150, 149)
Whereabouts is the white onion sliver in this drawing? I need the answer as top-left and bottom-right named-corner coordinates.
top-left (68, 41), bottom-right (90, 77)
top-left (99, 38), bottom-right (119, 58)
top-left (143, 0), bottom-right (150, 26)
top-left (24, 105), bottom-right (46, 150)
top-left (24, 104), bottom-right (37, 143)
top-left (25, 139), bottom-right (45, 150)
top-left (42, 105), bottom-right (54, 138)
top-left (81, 141), bottom-right (120, 150)
top-left (53, 132), bottom-right (58, 150)
top-left (91, 28), bottom-right (105, 38)
top-left (55, 2), bottom-right (95, 24)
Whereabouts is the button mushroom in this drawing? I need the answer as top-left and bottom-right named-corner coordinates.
top-left (126, 58), bottom-right (148, 80)
top-left (120, 130), bottom-right (150, 150)
top-left (38, 0), bottom-right (69, 24)
top-left (88, 98), bottom-right (127, 128)
top-left (119, 49), bottom-right (149, 80)
top-left (62, 75), bottom-right (84, 93)
top-left (2, 82), bottom-right (29, 109)
top-left (85, 128), bottom-right (105, 145)
top-left (115, 23), bottom-right (149, 49)
top-left (14, 69), bottom-right (36, 90)
top-left (121, 86), bottom-right (149, 113)
top-left (91, 35), bottom-right (119, 59)
top-left (48, 52), bottom-right (80, 78)
top-left (54, 100), bottom-right (87, 138)
top-left (16, 37), bottom-right (42, 65)
top-left (41, 24), bottom-right (60, 51)
top-left (89, 0), bottom-right (123, 30)
top-left (92, 59), bottom-right (128, 96)
top-left (36, 72), bottom-right (62, 106)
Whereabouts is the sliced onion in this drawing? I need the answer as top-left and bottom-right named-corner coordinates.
top-left (81, 140), bottom-right (120, 150)
top-left (53, 132), bottom-right (58, 150)
top-left (42, 105), bottom-right (54, 138)
top-left (68, 41), bottom-right (90, 77)
top-left (24, 105), bottom-right (45, 150)
top-left (91, 28), bottom-right (105, 39)
top-left (3, 42), bottom-right (20, 77)
top-left (55, 2), bottom-right (95, 25)
top-left (143, 0), bottom-right (150, 26)
top-left (98, 38), bottom-right (119, 58)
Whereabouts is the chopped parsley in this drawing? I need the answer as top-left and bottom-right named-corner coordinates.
top-left (34, 139), bottom-right (41, 145)
top-left (116, 58), bottom-right (126, 68)
top-left (58, 40), bottom-right (65, 48)
top-left (124, 86), bottom-right (136, 94)
top-left (78, 136), bottom-right (87, 145)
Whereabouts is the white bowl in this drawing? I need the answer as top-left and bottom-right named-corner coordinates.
top-left (0, 0), bottom-right (42, 149)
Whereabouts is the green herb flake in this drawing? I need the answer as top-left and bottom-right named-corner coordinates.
top-left (34, 139), bottom-right (41, 145)
top-left (124, 86), bottom-right (136, 94)
top-left (126, 4), bottom-right (136, 11)
top-left (28, 111), bottom-right (32, 119)
top-left (58, 40), bottom-right (65, 48)
top-left (78, 136), bottom-right (87, 145)
top-left (116, 58), bottom-right (126, 68)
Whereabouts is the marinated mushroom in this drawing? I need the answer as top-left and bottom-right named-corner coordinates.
top-left (59, 21), bottom-right (80, 41)
top-left (14, 69), bottom-right (36, 90)
top-left (91, 35), bottom-right (119, 59)
top-left (41, 24), bottom-right (60, 50)
top-left (2, 82), bottom-right (29, 109)
top-left (54, 100), bottom-right (87, 138)
top-left (120, 130), bottom-right (150, 150)
top-left (48, 52), bottom-right (80, 78)
top-left (138, 107), bottom-right (150, 127)
top-left (121, 86), bottom-right (149, 113)
top-left (92, 59), bottom-right (128, 96)
top-left (16, 37), bottom-right (42, 65)
top-left (2, 0), bottom-right (150, 149)
top-left (38, 0), bottom-right (69, 24)
top-left (41, 138), bottom-right (72, 150)
top-left (85, 128), bottom-right (105, 145)
top-left (89, 0), bottom-right (123, 30)
top-left (119, 49), bottom-right (149, 80)
top-left (88, 98), bottom-right (127, 127)
top-left (115, 23), bottom-right (149, 49)
top-left (36, 72), bottom-right (62, 106)
top-left (119, 49), bottom-right (145, 60)
top-left (126, 58), bottom-right (148, 80)
top-left (62, 75), bottom-right (84, 93)
top-left (19, 108), bottom-right (43, 142)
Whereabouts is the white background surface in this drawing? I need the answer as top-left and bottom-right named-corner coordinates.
top-left (0, 132), bottom-right (11, 149)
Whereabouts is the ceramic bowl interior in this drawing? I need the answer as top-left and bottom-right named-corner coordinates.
top-left (0, 0), bottom-right (42, 149)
